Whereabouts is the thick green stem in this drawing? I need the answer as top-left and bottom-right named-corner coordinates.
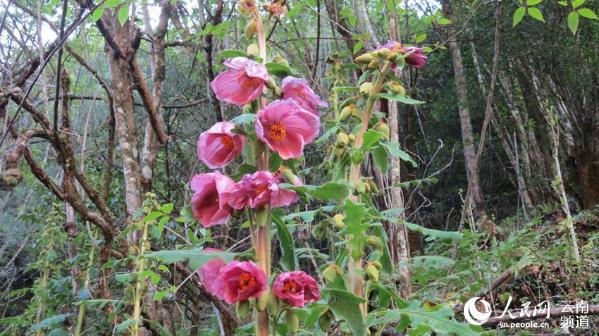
top-left (347, 61), bottom-right (391, 316)
top-left (75, 231), bottom-right (97, 336)
top-left (131, 220), bottom-right (150, 335)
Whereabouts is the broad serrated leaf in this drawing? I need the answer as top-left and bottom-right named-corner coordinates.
top-left (266, 62), bottom-right (292, 76)
top-left (322, 289), bottom-right (367, 336)
top-left (568, 11), bottom-right (580, 34)
top-left (146, 249), bottom-right (236, 271)
top-left (353, 41), bottom-right (364, 54)
top-left (578, 8), bottom-right (598, 19)
top-left (230, 113), bottom-right (256, 125)
top-left (361, 130), bottom-right (384, 150)
top-left (512, 7), bottom-right (526, 27)
top-left (381, 141), bottom-right (417, 167)
top-left (372, 225), bottom-right (393, 273)
top-left (117, 6), bottom-right (129, 25)
top-left (527, 7), bottom-right (545, 22)
top-left (404, 222), bottom-right (462, 241)
top-left (372, 145), bottom-right (389, 174)
top-left (218, 49), bottom-right (247, 59)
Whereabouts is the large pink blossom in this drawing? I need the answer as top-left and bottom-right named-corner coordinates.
top-left (210, 260), bottom-right (267, 304)
top-left (255, 99), bottom-right (320, 159)
top-left (190, 172), bottom-right (235, 228)
top-left (273, 271), bottom-right (320, 307)
top-left (210, 57), bottom-right (268, 106)
top-left (222, 170), bottom-right (298, 209)
top-left (281, 76), bottom-right (328, 116)
top-left (197, 121), bottom-right (245, 169)
top-left (199, 255), bottom-right (226, 294)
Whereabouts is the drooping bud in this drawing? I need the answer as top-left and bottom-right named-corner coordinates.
top-left (370, 260), bottom-right (383, 270)
top-left (245, 19), bottom-right (257, 39)
top-left (336, 132), bottom-right (349, 147)
top-left (257, 290), bottom-right (270, 311)
top-left (355, 53), bottom-right (373, 64)
top-left (286, 310), bottom-right (300, 333)
top-left (375, 47), bottom-right (393, 59)
top-left (374, 121), bottom-right (390, 140)
top-left (367, 59), bottom-right (380, 69)
top-left (366, 236), bottom-right (384, 251)
top-left (318, 309), bottom-right (334, 332)
top-left (339, 104), bottom-right (360, 121)
top-left (359, 82), bottom-right (374, 96)
top-left (322, 264), bottom-right (342, 283)
top-left (236, 300), bottom-right (250, 319)
top-left (367, 180), bottom-right (379, 193)
top-left (279, 166), bottom-right (302, 186)
top-left (384, 81), bottom-right (406, 96)
top-left (332, 214), bottom-right (346, 229)
top-left (246, 43), bottom-right (260, 58)
top-left (365, 263), bottom-right (380, 282)
top-left (272, 55), bottom-right (290, 68)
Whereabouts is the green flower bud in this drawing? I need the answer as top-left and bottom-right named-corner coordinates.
top-left (367, 59), bottom-right (380, 69)
top-left (246, 43), bottom-right (260, 58)
top-left (355, 53), bottom-right (373, 64)
top-left (355, 181), bottom-right (367, 194)
top-left (336, 132), bottom-right (349, 147)
top-left (332, 214), bottom-right (346, 229)
top-left (272, 55), bottom-right (290, 68)
top-left (384, 81), bottom-right (406, 95)
top-left (348, 134), bottom-right (356, 142)
top-left (286, 310), bottom-right (300, 333)
top-left (359, 82), bottom-right (374, 96)
top-left (257, 290), bottom-right (270, 311)
top-left (365, 263), bottom-right (380, 282)
top-left (268, 292), bottom-right (279, 314)
top-left (367, 180), bottom-right (379, 193)
top-left (322, 264), bottom-right (342, 283)
top-left (236, 300), bottom-right (250, 319)
top-left (374, 122), bottom-right (390, 140)
top-left (318, 309), bottom-right (334, 332)
top-left (245, 20), bottom-right (257, 39)
top-left (367, 236), bottom-right (384, 251)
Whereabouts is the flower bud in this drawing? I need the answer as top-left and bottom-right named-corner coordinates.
top-left (245, 19), bottom-right (257, 39)
top-left (272, 55), bottom-right (290, 68)
top-left (365, 263), bottom-right (380, 282)
top-left (318, 309), bottom-right (334, 331)
top-left (348, 134), bottom-right (356, 142)
top-left (355, 53), bottom-right (373, 64)
top-left (236, 300), bottom-right (250, 319)
top-left (322, 264), bottom-right (342, 283)
top-left (367, 59), bottom-right (380, 69)
top-left (374, 122), bottom-right (390, 140)
top-left (336, 132), bottom-right (349, 147)
top-left (332, 214), bottom-right (345, 229)
top-left (384, 81), bottom-right (406, 96)
top-left (268, 292), bottom-right (280, 314)
top-left (286, 310), bottom-right (300, 333)
top-left (359, 82), bottom-right (373, 96)
top-left (355, 181), bottom-right (367, 194)
top-left (257, 290), bottom-right (270, 312)
top-left (375, 47), bottom-right (393, 59)
top-left (246, 43), bottom-right (260, 58)
top-left (238, 0), bottom-right (256, 16)
top-left (367, 236), bottom-right (384, 251)
top-left (335, 147), bottom-right (346, 157)
top-left (370, 260), bottom-right (383, 270)
top-left (279, 166), bottom-right (302, 186)
top-left (368, 180), bottom-right (379, 193)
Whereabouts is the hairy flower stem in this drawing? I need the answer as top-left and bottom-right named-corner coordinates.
top-left (75, 231), bottom-right (97, 336)
top-left (131, 218), bottom-right (150, 336)
top-left (348, 61), bottom-right (391, 316)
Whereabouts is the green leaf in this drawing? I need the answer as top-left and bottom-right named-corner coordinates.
top-left (361, 130), bottom-right (384, 150)
top-left (273, 216), bottom-right (297, 271)
top-left (409, 256), bottom-right (455, 269)
top-left (572, 0), bottom-right (585, 9)
top-left (437, 17), bottom-right (451, 25)
top-left (117, 6), bottom-right (129, 26)
top-left (527, 7), bottom-right (545, 22)
top-left (404, 222), bottom-right (462, 241)
top-left (353, 41), bottom-right (364, 55)
top-left (105, 0), bottom-right (119, 8)
top-left (379, 93), bottom-right (425, 105)
top-left (161, 203), bottom-right (174, 214)
top-left (312, 182), bottom-right (350, 201)
top-left (415, 33), bottom-right (427, 43)
top-left (322, 289), bottom-right (367, 336)
top-left (230, 113), bottom-right (256, 125)
top-left (116, 319), bottom-right (137, 332)
top-left (381, 141), bottom-right (417, 168)
top-left (218, 49), bottom-right (247, 59)
top-left (146, 249), bottom-right (236, 271)
top-left (578, 8), bottom-right (598, 19)
top-left (558, 1), bottom-right (568, 6)
top-left (372, 225), bottom-right (393, 274)
top-left (91, 7), bottom-right (104, 21)
top-left (372, 145), bottom-right (389, 174)
top-left (32, 314), bottom-right (72, 331)
top-left (373, 303), bottom-right (478, 336)
top-left (512, 7), bottom-right (526, 27)
top-left (266, 62), bottom-right (292, 76)
top-left (568, 11), bottom-right (580, 34)
top-left (526, 0), bottom-right (542, 5)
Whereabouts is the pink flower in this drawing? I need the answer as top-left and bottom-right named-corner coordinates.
top-left (190, 172), bottom-right (235, 228)
top-left (197, 121), bottom-right (245, 169)
top-left (210, 57), bottom-right (268, 106)
top-left (281, 76), bottom-right (328, 116)
top-left (199, 255), bottom-right (225, 294)
top-left (210, 261), bottom-right (267, 304)
top-left (223, 170), bottom-right (298, 209)
top-left (273, 271), bottom-right (320, 307)
top-left (255, 99), bottom-right (320, 159)
top-left (403, 47), bottom-right (427, 68)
